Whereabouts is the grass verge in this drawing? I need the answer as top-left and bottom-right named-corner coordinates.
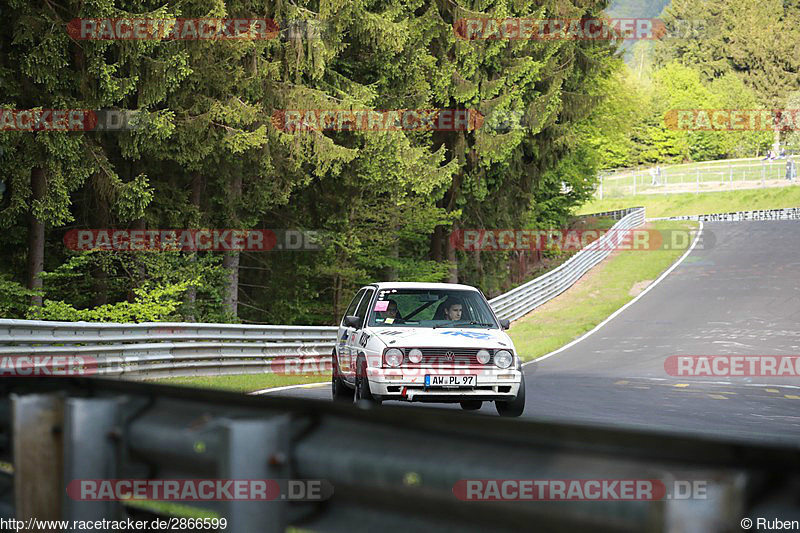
top-left (579, 187), bottom-right (800, 219)
top-left (150, 372), bottom-right (327, 393)
top-left (508, 220), bottom-right (698, 361)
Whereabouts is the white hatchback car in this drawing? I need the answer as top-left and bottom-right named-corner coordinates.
top-left (331, 282), bottom-right (525, 417)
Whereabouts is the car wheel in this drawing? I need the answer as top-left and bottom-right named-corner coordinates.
top-left (495, 374), bottom-right (526, 417)
top-left (331, 350), bottom-right (353, 402)
top-left (354, 358), bottom-right (381, 406)
top-left (460, 400), bottom-right (482, 411)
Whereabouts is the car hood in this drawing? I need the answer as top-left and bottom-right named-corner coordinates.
top-left (366, 327), bottom-right (513, 350)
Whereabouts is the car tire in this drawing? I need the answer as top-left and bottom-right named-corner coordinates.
top-left (495, 374), bottom-right (526, 417)
top-left (460, 400), bottom-right (482, 410)
top-left (354, 358), bottom-right (381, 406)
top-left (331, 350), bottom-right (353, 402)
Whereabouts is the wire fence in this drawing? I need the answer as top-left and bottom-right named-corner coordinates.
top-left (597, 157), bottom-right (799, 198)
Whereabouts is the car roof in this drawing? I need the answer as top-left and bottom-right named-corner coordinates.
top-left (367, 282), bottom-right (480, 291)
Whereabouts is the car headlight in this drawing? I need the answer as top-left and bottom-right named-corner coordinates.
top-left (494, 350), bottom-right (513, 369)
top-left (384, 348), bottom-right (404, 367)
top-left (476, 349), bottom-right (491, 365)
top-left (408, 348), bottom-right (423, 364)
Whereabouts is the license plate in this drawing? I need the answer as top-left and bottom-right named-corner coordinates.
top-left (425, 375), bottom-right (476, 388)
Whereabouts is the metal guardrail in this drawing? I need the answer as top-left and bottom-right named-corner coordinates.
top-left (0, 320), bottom-right (337, 379)
top-left (2, 378), bottom-right (799, 532)
top-left (489, 207), bottom-right (645, 322)
top-left (0, 207), bottom-right (645, 378)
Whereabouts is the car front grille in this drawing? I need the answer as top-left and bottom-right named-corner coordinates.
top-left (400, 347), bottom-right (494, 365)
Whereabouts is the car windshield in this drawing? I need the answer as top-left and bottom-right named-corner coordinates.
top-left (367, 288), bottom-right (498, 328)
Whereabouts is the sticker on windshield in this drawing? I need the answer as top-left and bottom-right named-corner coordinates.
top-left (439, 331), bottom-right (493, 340)
top-left (374, 301), bottom-right (389, 312)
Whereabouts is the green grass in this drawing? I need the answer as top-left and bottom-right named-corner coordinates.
top-left (509, 220), bottom-right (698, 361)
top-left (578, 187), bottom-right (800, 219)
top-left (150, 372), bottom-right (327, 393)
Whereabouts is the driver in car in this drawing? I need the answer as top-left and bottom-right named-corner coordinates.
top-left (443, 298), bottom-right (463, 322)
top-left (382, 299), bottom-right (403, 322)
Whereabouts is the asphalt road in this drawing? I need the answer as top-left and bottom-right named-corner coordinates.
top-left (270, 221), bottom-right (800, 445)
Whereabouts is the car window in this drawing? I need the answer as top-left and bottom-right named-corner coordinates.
top-left (353, 288), bottom-right (375, 327)
top-left (367, 288), bottom-right (498, 328)
top-left (342, 289), bottom-right (365, 323)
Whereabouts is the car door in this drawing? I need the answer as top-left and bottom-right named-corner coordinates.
top-left (348, 288), bottom-right (375, 374)
top-left (337, 288), bottom-right (366, 379)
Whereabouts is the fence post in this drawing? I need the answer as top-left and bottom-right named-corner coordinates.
top-left (696, 166), bottom-right (700, 193)
top-left (762, 161), bottom-right (766, 188)
top-left (729, 163), bottom-right (733, 187)
top-left (633, 171), bottom-right (636, 196)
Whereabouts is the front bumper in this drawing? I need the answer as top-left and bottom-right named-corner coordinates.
top-left (367, 366), bottom-right (522, 403)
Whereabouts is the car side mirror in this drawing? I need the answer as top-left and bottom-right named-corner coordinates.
top-left (500, 319), bottom-right (510, 330)
top-left (344, 315), bottom-right (362, 329)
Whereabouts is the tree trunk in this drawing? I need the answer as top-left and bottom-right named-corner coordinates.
top-left (222, 251), bottom-right (240, 317)
top-left (382, 242), bottom-right (399, 281)
top-left (332, 273), bottom-right (342, 324)
top-left (183, 173), bottom-right (203, 320)
top-left (126, 218), bottom-right (147, 303)
top-left (446, 221), bottom-right (458, 283)
top-left (90, 173), bottom-right (110, 307)
top-left (27, 167), bottom-right (46, 306)
top-left (430, 225), bottom-right (444, 261)
top-left (222, 174), bottom-right (242, 318)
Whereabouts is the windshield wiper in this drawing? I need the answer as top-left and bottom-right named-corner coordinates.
top-left (433, 321), bottom-right (495, 329)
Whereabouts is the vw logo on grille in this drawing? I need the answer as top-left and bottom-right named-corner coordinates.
top-left (444, 351), bottom-right (455, 361)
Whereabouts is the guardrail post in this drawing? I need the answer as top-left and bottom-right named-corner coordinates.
top-left (219, 416), bottom-right (291, 533)
top-left (12, 393), bottom-right (64, 524)
top-left (664, 471), bottom-right (747, 532)
top-left (62, 398), bottom-right (121, 528)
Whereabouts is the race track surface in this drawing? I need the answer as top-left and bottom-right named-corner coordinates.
top-left (270, 221), bottom-right (800, 445)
